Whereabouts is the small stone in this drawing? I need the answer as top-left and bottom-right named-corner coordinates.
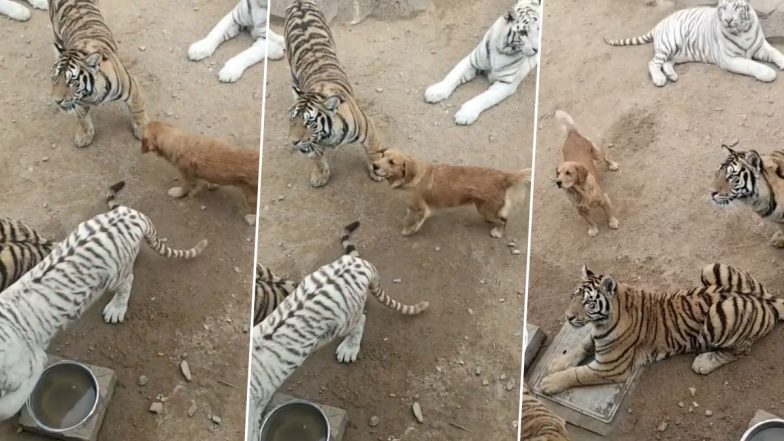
top-left (412, 402), bottom-right (424, 423)
top-left (499, 373), bottom-right (508, 381)
top-left (475, 367), bottom-right (482, 376)
top-left (138, 375), bottom-right (149, 386)
top-left (511, 249), bottom-right (522, 255)
top-left (657, 421), bottom-right (668, 432)
top-left (435, 366), bottom-right (442, 373)
top-left (677, 401), bottom-right (684, 408)
top-left (434, 246), bottom-right (441, 252)
top-left (149, 402), bottom-right (164, 414)
top-left (211, 415), bottom-right (222, 425)
top-left (376, 87), bottom-right (384, 93)
top-left (507, 241), bottom-right (516, 247)
top-left (505, 379), bottom-right (515, 391)
top-left (688, 387), bottom-right (696, 396)
top-left (482, 379), bottom-right (489, 386)
top-left (705, 410), bottom-right (713, 417)
top-left (277, 195), bottom-right (285, 201)
top-left (138, 46), bottom-right (147, 51)
top-left (187, 403), bottom-right (198, 417)
top-left (692, 401), bottom-right (699, 408)
top-left (479, 279), bottom-right (486, 285)
top-left (200, 205), bottom-right (207, 210)
top-left (393, 278), bottom-right (402, 283)
top-left (180, 360), bottom-right (192, 382)
top-left (369, 416), bottom-right (380, 427)
top-left (41, 156), bottom-right (50, 162)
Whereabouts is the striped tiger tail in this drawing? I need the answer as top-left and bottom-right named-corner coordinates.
top-left (141, 215), bottom-right (208, 259)
top-left (106, 180), bottom-right (125, 210)
top-left (367, 264), bottom-right (428, 315)
top-left (341, 221), bottom-right (360, 257)
top-left (603, 31), bottom-right (654, 46)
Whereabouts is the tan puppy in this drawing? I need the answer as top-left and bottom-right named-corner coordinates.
top-left (373, 149), bottom-right (530, 237)
top-left (554, 110), bottom-right (619, 237)
top-left (142, 120), bottom-right (259, 225)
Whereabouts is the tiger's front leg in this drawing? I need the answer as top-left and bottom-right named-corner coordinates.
top-left (548, 330), bottom-right (594, 374)
top-left (455, 80), bottom-right (519, 125)
top-left (74, 105), bottom-right (95, 148)
top-left (722, 56), bottom-right (777, 82)
top-left (126, 77), bottom-right (148, 140)
top-left (424, 55), bottom-right (478, 104)
top-left (310, 154), bottom-right (331, 188)
top-left (754, 41), bottom-right (784, 70)
top-left (540, 362), bottom-right (624, 395)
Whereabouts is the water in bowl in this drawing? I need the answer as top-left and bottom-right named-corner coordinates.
top-left (264, 402), bottom-right (328, 441)
top-left (30, 363), bottom-right (97, 430)
top-left (748, 427), bottom-right (784, 441)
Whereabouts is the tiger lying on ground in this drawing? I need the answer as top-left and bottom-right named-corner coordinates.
top-left (424, 0), bottom-right (540, 125)
top-left (0, 0), bottom-right (46, 21)
top-left (284, 0), bottom-right (386, 187)
top-left (520, 384), bottom-right (570, 441)
top-left (539, 264), bottom-right (784, 395)
top-left (246, 233), bottom-right (428, 441)
top-left (0, 218), bottom-right (55, 292)
top-left (0, 182), bottom-right (207, 421)
top-left (49, 0), bottom-right (148, 147)
top-left (604, 0), bottom-right (784, 87)
top-left (188, 0), bottom-right (285, 83)
top-left (710, 144), bottom-right (784, 247)
top-left (253, 221), bottom-right (360, 324)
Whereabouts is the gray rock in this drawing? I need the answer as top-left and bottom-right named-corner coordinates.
top-left (137, 375), bottom-right (149, 386)
top-left (187, 403), bottom-right (198, 418)
top-left (657, 421), bottom-right (669, 432)
top-left (369, 415), bottom-right (380, 427)
top-left (180, 361), bottom-right (192, 382)
top-left (211, 415), bottom-right (222, 425)
top-left (751, 0), bottom-right (784, 17)
top-left (412, 402), bottom-right (424, 424)
top-left (149, 402), bottom-right (164, 414)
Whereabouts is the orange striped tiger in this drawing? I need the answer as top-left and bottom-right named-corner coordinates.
top-left (540, 264), bottom-right (784, 395)
top-left (284, 0), bottom-right (385, 187)
top-left (50, 0), bottom-right (148, 147)
top-left (520, 384), bottom-right (570, 441)
top-left (0, 218), bottom-right (54, 292)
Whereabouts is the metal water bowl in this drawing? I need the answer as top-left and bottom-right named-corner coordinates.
top-left (741, 419), bottom-right (784, 441)
top-left (25, 360), bottom-right (100, 433)
top-left (259, 399), bottom-right (330, 441)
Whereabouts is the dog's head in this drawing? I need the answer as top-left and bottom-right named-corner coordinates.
top-left (372, 149), bottom-right (418, 188)
top-left (555, 161), bottom-right (588, 189)
top-left (141, 121), bottom-right (168, 154)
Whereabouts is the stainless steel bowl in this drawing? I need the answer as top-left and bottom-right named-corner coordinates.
top-left (259, 399), bottom-right (330, 441)
top-left (25, 360), bottom-right (100, 433)
top-left (740, 418), bottom-right (784, 441)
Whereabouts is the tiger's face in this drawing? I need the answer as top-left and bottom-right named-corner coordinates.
top-left (565, 266), bottom-right (616, 327)
top-left (288, 90), bottom-right (343, 157)
top-left (717, 0), bottom-right (753, 34)
top-left (51, 47), bottom-right (102, 112)
top-left (502, 0), bottom-right (541, 57)
top-left (709, 145), bottom-right (762, 206)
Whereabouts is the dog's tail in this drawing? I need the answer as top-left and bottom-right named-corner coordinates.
top-left (555, 110), bottom-right (578, 134)
top-left (506, 168), bottom-right (532, 199)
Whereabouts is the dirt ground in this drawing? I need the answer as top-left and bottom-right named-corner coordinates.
top-left (0, 1), bottom-right (259, 440)
top-left (258, 1), bottom-right (535, 440)
top-left (526, 0), bottom-right (784, 440)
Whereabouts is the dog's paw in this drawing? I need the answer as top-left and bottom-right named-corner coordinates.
top-left (608, 218), bottom-right (619, 229)
top-left (587, 226), bottom-right (599, 237)
top-left (454, 106), bottom-right (480, 126)
top-left (218, 61), bottom-right (246, 83)
top-left (187, 40), bottom-right (214, 61)
top-left (607, 161), bottom-right (619, 171)
top-left (424, 82), bottom-right (451, 103)
top-left (168, 186), bottom-right (189, 198)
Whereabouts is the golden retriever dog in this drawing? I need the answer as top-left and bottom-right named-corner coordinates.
top-left (141, 120), bottom-right (259, 225)
top-left (554, 110), bottom-right (619, 237)
top-left (372, 149), bottom-right (531, 238)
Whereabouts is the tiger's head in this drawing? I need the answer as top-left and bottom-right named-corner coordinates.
top-left (565, 265), bottom-right (617, 327)
top-left (288, 87), bottom-right (345, 157)
top-left (717, 0), bottom-right (754, 35)
top-left (499, 0), bottom-right (541, 57)
top-left (51, 43), bottom-right (103, 112)
top-left (709, 144), bottom-right (763, 206)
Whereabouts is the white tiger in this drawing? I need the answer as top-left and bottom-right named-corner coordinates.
top-left (0, 0), bottom-right (46, 21)
top-left (246, 254), bottom-right (429, 441)
top-left (605, 0), bottom-right (784, 86)
top-left (0, 182), bottom-right (207, 421)
top-left (424, 0), bottom-right (540, 125)
top-left (188, 0), bottom-right (285, 83)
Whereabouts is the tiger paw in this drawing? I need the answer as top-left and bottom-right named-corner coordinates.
top-left (187, 40), bottom-right (215, 61)
top-left (770, 231), bottom-right (784, 248)
top-left (756, 66), bottom-right (777, 83)
top-left (335, 340), bottom-right (360, 363)
top-left (168, 186), bottom-right (189, 198)
top-left (4, 3), bottom-right (30, 20)
top-left (27, 0), bottom-right (47, 9)
top-left (650, 72), bottom-right (667, 87)
top-left (102, 301), bottom-right (128, 324)
top-left (608, 218), bottom-right (619, 229)
top-left (539, 372), bottom-right (570, 395)
top-left (267, 40), bottom-right (285, 60)
top-left (454, 106), bottom-right (481, 126)
top-left (218, 61), bottom-right (246, 83)
top-left (310, 166), bottom-right (330, 188)
top-left (587, 226), bottom-right (599, 237)
top-left (548, 355), bottom-right (573, 374)
top-left (131, 121), bottom-right (145, 140)
top-left (74, 127), bottom-right (95, 148)
top-left (424, 82), bottom-right (451, 103)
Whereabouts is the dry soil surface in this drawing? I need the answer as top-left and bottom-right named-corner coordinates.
top-left (258, 1), bottom-right (535, 440)
top-left (528, 1), bottom-right (784, 440)
top-left (0, 1), bottom-right (259, 440)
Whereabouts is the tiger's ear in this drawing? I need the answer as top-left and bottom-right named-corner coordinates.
top-left (721, 143), bottom-right (737, 156)
top-left (746, 150), bottom-right (763, 172)
top-left (504, 7), bottom-right (516, 22)
top-left (291, 84), bottom-right (304, 97)
top-left (580, 264), bottom-right (594, 281)
top-left (85, 52), bottom-right (102, 72)
top-left (599, 275), bottom-right (617, 297)
top-left (323, 95), bottom-right (341, 112)
top-left (54, 41), bottom-right (65, 56)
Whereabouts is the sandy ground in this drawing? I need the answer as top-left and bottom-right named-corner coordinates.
top-left (526, 0), bottom-right (784, 440)
top-left (257, 1), bottom-right (535, 440)
top-left (0, 1), bottom-right (259, 440)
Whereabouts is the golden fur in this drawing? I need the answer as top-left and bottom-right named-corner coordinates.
top-left (520, 384), bottom-right (570, 441)
top-left (554, 110), bottom-right (619, 237)
top-left (141, 121), bottom-right (259, 225)
top-left (372, 149), bottom-right (530, 237)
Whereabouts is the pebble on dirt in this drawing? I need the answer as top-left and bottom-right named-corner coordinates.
top-left (657, 421), bottom-right (668, 432)
top-left (369, 415), bottom-right (380, 427)
top-left (180, 360), bottom-right (192, 382)
top-left (187, 403), bottom-right (198, 418)
top-left (412, 402), bottom-right (424, 424)
top-left (211, 415), bottom-right (222, 425)
top-left (149, 402), bottom-right (164, 414)
top-left (688, 387), bottom-right (696, 397)
top-left (705, 410), bottom-right (713, 417)
top-left (137, 375), bottom-right (149, 386)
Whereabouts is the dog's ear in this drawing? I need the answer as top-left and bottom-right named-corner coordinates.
top-left (402, 155), bottom-right (418, 184)
top-left (575, 164), bottom-right (589, 184)
top-left (141, 135), bottom-right (150, 153)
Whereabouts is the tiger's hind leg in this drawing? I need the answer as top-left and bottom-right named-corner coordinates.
top-left (74, 105), bottom-right (95, 148)
top-left (691, 350), bottom-right (740, 375)
top-left (648, 51), bottom-right (669, 87)
top-left (590, 142), bottom-right (619, 171)
top-left (126, 77), bottom-right (148, 140)
top-left (336, 313), bottom-right (366, 363)
top-left (310, 155), bottom-right (331, 188)
top-left (476, 198), bottom-right (508, 238)
top-left (103, 273), bottom-right (135, 324)
top-left (662, 61), bottom-right (679, 83)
